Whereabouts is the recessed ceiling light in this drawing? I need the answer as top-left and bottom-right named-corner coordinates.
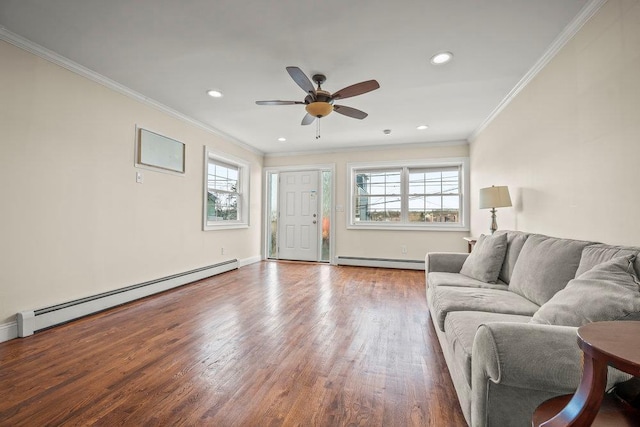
top-left (277, 137), bottom-right (286, 142)
top-left (206, 89), bottom-right (223, 98)
top-left (430, 51), bottom-right (453, 65)
top-left (417, 125), bottom-right (429, 130)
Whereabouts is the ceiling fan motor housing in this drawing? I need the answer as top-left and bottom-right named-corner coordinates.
top-left (312, 74), bottom-right (327, 86)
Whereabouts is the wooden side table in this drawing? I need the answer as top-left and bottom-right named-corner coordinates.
top-left (532, 321), bottom-right (640, 426)
top-left (463, 237), bottom-right (477, 253)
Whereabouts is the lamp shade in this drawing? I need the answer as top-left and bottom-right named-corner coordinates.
top-left (479, 186), bottom-right (512, 209)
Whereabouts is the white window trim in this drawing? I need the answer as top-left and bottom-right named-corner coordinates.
top-left (347, 157), bottom-right (469, 231)
top-left (203, 147), bottom-right (250, 231)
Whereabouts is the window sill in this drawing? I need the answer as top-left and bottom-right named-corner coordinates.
top-left (204, 223), bottom-right (249, 231)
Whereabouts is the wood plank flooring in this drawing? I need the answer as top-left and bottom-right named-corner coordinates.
top-left (0, 262), bottom-right (465, 426)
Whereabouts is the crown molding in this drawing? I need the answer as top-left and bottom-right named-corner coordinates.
top-left (0, 27), bottom-right (264, 157)
top-left (264, 139), bottom-right (469, 158)
top-left (467, 0), bottom-right (607, 143)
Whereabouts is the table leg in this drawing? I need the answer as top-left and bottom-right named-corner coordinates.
top-left (539, 355), bottom-right (609, 426)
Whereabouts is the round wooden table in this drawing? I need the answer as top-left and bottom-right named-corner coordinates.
top-left (532, 321), bottom-right (640, 426)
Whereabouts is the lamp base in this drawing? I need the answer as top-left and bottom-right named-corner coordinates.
top-left (489, 208), bottom-right (498, 234)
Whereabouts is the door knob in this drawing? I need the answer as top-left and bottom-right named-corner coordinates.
top-left (313, 220), bottom-right (317, 224)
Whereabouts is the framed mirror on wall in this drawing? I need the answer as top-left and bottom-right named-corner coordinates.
top-left (135, 126), bottom-right (185, 174)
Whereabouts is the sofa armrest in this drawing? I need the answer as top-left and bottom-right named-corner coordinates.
top-left (471, 322), bottom-right (631, 427)
top-left (425, 252), bottom-right (469, 273)
top-left (472, 322), bottom-right (582, 392)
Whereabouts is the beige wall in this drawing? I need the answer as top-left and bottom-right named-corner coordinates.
top-left (0, 41), bottom-right (263, 325)
top-left (265, 143), bottom-right (470, 261)
top-left (470, 0), bottom-right (640, 245)
top-left (10, 0), bottom-right (632, 329)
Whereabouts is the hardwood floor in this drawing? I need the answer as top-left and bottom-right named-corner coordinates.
top-left (0, 262), bottom-right (465, 426)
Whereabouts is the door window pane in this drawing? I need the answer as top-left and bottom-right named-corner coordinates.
top-left (321, 170), bottom-right (331, 262)
top-left (268, 173), bottom-right (278, 258)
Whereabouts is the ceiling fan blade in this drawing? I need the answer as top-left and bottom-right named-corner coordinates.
top-left (332, 80), bottom-right (380, 100)
top-left (333, 105), bottom-right (368, 120)
top-left (286, 66), bottom-right (315, 96)
top-left (256, 100), bottom-right (304, 105)
top-left (301, 113), bottom-right (316, 125)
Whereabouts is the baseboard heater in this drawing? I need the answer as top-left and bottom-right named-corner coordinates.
top-left (17, 259), bottom-right (238, 337)
top-left (335, 256), bottom-right (425, 270)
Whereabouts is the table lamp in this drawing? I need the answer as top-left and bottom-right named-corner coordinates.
top-left (479, 185), bottom-right (512, 234)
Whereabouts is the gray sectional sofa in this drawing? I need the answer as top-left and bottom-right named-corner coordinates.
top-left (425, 230), bottom-right (640, 427)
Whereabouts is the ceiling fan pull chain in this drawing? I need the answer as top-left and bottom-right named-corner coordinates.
top-left (316, 119), bottom-right (321, 140)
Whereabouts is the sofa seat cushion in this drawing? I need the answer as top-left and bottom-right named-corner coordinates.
top-left (509, 234), bottom-right (594, 306)
top-left (430, 286), bottom-right (540, 331)
top-left (575, 244), bottom-right (640, 277)
top-left (444, 311), bottom-right (532, 387)
top-left (460, 233), bottom-right (508, 283)
top-left (428, 272), bottom-right (509, 292)
top-left (531, 255), bottom-right (640, 326)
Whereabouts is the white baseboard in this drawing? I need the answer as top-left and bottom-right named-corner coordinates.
top-left (336, 256), bottom-right (425, 270)
top-left (0, 321), bottom-right (18, 343)
top-left (239, 255), bottom-right (262, 267)
top-left (16, 260), bottom-right (239, 338)
top-left (4, 257), bottom-right (257, 343)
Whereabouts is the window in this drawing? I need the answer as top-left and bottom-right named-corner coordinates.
top-left (355, 170), bottom-right (402, 221)
top-left (207, 160), bottom-right (239, 221)
top-left (407, 167), bottom-right (460, 223)
top-left (203, 148), bottom-right (250, 230)
top-left (348, 158), bottom-right (469, 230)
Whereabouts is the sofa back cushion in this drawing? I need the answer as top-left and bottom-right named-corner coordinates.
top-left (530, 255), bottom-right (640, 326)
top-left (575, 244), bottom-right (640, 277)
top-left (459, 233), bottom-right (508, 283)
top-left (509, 234), bottom-right (593, 305)
top-left (493, 230), bottom-right (530, 284)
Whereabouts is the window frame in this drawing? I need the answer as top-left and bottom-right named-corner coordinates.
top-left (203, 147), bottom-right (250, 231)
top-left (347, 157), bottom-right (469, 231)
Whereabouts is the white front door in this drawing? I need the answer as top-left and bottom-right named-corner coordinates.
top-left (278, 170), bottom-right (319, 261)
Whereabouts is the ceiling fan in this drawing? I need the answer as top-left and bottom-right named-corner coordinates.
top-left (256, 67), bottom-right (380, 127)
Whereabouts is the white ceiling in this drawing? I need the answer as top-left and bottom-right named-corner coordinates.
top-left (0, 0), bottom-right (591, 154)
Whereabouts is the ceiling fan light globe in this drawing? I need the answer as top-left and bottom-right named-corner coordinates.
top-left (305, 102), bottom-right (333, 118)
